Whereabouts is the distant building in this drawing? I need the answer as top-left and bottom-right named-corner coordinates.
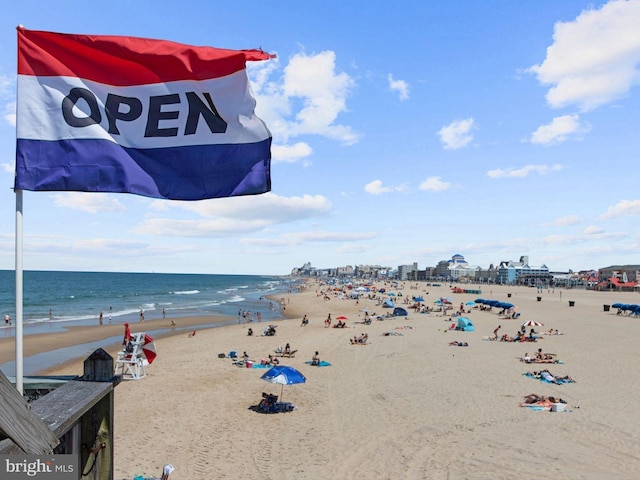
top-left (397, 263), bottom-right (418, 280)
top-left (596, 265), bottom-right (640, 291)
top-left (496, 256), bottom-right (551, 285)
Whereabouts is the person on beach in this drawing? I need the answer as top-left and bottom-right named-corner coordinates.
top-left (311, 351), bottom-right (320, 366)
top-left (301, 314), bottom-right (309, 326)
top-left (122, 323), bottom-right (132, 345)
top-left (162, 308), bottom-right (166, 319)
top-left (325, 314), bottom-right (332, 327)
top-left (99, 311), bottom-right (103, 325)
top-left (267, 354), bottom-right (279, 366)
top-left (4, 314), bottom-right (11, 325)
top-left (139, 309), bottom-right (145, 323)
top-left (493, 325), bottom-right (501, 340)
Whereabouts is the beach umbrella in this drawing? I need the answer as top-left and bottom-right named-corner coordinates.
top-left (142, 333), bottom-right (157, 364)
top-left (465, 301), bottom-right (476, 306)
top-left (611, 303), bottom-right (624, 308)
top-left (521, 320), bottom-right (544, 327)
top-left (500, 302), bottom-right (515, 309)
top-left (261, 365), bottom-right (306, 400)
top-left (388, 292), bottom-right (396, 296)
top-left (336, 315), bottom-right (348, 320)
top-left (413, 296), bottom-right (424, 302)
top-left (474, 298), bottom-right (485, 303)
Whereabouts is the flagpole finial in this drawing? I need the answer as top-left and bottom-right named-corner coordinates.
top-left (17, 25), bottom-right (25, 29)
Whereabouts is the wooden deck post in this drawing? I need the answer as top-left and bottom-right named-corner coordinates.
top-left (79, 349), bottom-right (117, 480)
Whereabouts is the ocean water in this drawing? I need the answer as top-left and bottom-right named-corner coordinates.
top-left (0, 270), bottom-right (291, 336)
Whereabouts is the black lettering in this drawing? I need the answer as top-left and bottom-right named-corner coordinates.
top-left (62, 88), bottom-right (101, 127)
top-left (105, 94), bottom-right (143, 134)
top-left (184, 92), bottom-right (227, 135)
top-left (144, 94), bottom-right (180, 137)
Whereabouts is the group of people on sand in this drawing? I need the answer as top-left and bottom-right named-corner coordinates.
top-left (521, 348), bottom-right (559, 364)
top-left (350, 333), bottom-right (368, 344)
top-left (493, 324), bottom-right (540, 342)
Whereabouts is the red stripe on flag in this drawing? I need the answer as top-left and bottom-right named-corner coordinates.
top-left (17, 28), bottom-right (275, 86)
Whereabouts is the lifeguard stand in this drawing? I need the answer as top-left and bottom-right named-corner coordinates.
top-left (114, 332), bottom-right (147, 380)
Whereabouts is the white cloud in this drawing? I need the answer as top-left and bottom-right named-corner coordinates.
top-left (528, 0), bottom-right (640, 111)
top-left (530, 114), bottom-right (591, 145)
top-left (584, 225), bottom-right (604, 235)
top-left (418, 176), bottom-right (452, 192)
top-left (141, 193), bottom-right (332, 237)
top-left (0, 75), bottom-right (15, 126)
top-left (437, 118), bottom-right (474, 150)
top-left (3, 101), bottom-right (15, 127)
top-left (487, 164), bottom-right (563, 179)
top-left (551, 215), bottom-right (580, 227)
top-left (53, 193), bottom-right (126, 213)
top-left (251, 50), bottom-right (359, 150)
top-left (387, 74), bottom-right (410, 100)
top-left (271, 142), bottom-right (313, 164)
top-left (241, 230), bottom-right (377, 247)
top-left (363, 180), bottom-right (408, 195)
top-left (364, 180), bottom-right (392, 195)
top-left (600, 199), bottom-right (640, 219)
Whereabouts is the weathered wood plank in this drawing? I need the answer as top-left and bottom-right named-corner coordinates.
top-left (30, 381), bottom-right (113, 437)
top-left (0, 370), bottom-right (60, 453)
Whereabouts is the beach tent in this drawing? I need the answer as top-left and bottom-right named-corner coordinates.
top-left (456, 317), bottom-right (474, 332)
top-left (383, 299), bottom-right (395, 308)
top-left (393, 307), bottom-right (408, 317)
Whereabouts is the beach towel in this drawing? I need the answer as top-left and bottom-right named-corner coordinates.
top-left (305, 360), bottom-right (331, 367)
top-left (523, 372), bottom-right (574, 384)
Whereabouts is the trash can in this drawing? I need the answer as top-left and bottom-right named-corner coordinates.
top-left (537, 296), bottom-right (541, 302)
top-left (507, 293), bottom-right (512, 298)
top-left (603, 304), bottom-right (610, 312)
top-left (568, 301), bottom-right (575, 307)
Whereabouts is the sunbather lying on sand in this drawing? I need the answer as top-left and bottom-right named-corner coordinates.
top-left (449, 340), bottom-right (469, 346)
top-left (519, 394), bottom-right (566, 408)
top-left (525, 369), bottom-right (576, 384)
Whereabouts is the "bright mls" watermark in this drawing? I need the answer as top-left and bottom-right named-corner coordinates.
top-left (1, 455), bottom-right (77, 479)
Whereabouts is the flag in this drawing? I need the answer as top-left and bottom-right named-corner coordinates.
top-left (142, 333), bottom-right (157, 364)
top-left (15, 28), bottom-right (274, 200)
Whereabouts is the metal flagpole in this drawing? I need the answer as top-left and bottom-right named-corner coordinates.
top-left (15, 189), bottom-right (24, 394)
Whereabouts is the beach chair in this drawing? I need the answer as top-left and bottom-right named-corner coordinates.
top-left (114, 332), bottom-right (147, 380)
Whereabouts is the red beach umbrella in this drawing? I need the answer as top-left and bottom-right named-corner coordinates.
top-left (336, 315), bottom-right (348, 320)
top-left (521, 320), bottom-right (544, 327)
top-left (142, 333), bottom-right (158, 364)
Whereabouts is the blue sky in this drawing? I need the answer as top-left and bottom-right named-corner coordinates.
top-left (1, 0), bottom-right (639, 275)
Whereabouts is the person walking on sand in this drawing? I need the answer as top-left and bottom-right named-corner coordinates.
top-left (162, 308), bottom-right (166, 319)
top-left (139, 309), bottom-right (145, 323)
top-left (493, 325), bottom-right (501, 340)
top-left (99, 311), bottom-right (103, 326)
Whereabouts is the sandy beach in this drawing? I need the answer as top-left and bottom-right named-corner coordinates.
top-left (22, 282), bottom-right (640, 479)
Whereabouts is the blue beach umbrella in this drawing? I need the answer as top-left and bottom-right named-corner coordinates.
top-left (465, 301), bottom-right (476, 306)
top-left (474, 298), bottom-right (485, 303)
top-left (261, 365), bottom-right (306, 400)
top-left (413, 296), bottom-right (424, 302)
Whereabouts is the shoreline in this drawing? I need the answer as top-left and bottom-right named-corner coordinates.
top-left (1, 293), bottom-right (293, 376)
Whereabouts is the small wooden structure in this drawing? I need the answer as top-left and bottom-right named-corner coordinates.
top-left (0, 348), bottom-right (121, 480)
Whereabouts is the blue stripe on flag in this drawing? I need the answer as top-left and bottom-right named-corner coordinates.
top-left (15, 138), bottom-right (272, 200)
